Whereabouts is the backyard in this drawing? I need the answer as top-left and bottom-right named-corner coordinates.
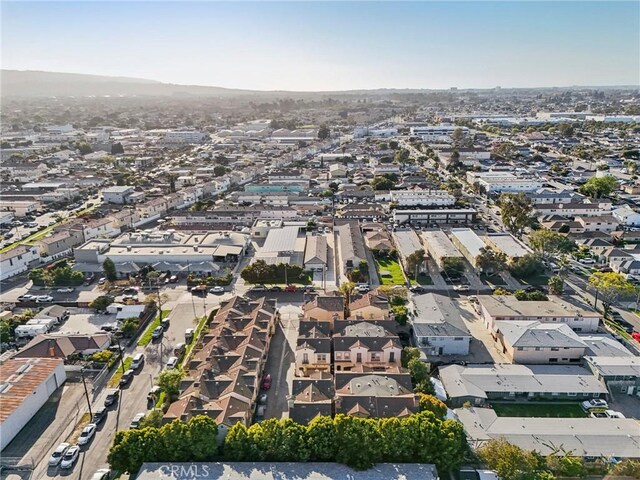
top-left (492, 402), bottom-right (587, 418)
top-left (481, 274), bottom-right (506, 287)
top-left (375, 258), bottom-right (406, 285)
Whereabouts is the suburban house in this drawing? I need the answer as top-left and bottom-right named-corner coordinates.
top-left (32, 305), bottom-right (69, 325)
top-left (575, 216), bottom-right (619, 233)
top-left (413, 293), bottom-right (471, 357)
top-left (476, 295), bottom-right (601, 333)
top-left (0, 245), bottom-right (40, 281)
top-left (303, 235), bottom-right (328, 272)
top-left (13, 333), bottom-right (111, 359)
top-left (302, 295), bottom-right (345, 331)
top-left (494, 321), bottom-right (587, 364)
top-left (336, 221), bottom-right (367, 272)
top-left (439, 364), bottom-right (608, 407)
top-left (364, 230), bottom-right (393, 253)
top-left (35, 230), bottom-right (84, 258)
top-left (348, 293), bottom-right (390, 320)
top-left (333, 322), bottom-right (402, 372)
top-left (612, 206), bottom-right (640, 226)
top-left (288, 374), bottom-right (334, 424)
top-left (334, 372), bottom-right (418, 418)
top-left (295, 320), bottom-right (332, 376)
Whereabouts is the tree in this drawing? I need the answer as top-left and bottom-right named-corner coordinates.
top-left (529, 230), bottom-right (575, 261)
top-left (120, 317), bottom-right (140, 337)
top-left (406, 249), bottom-right (425, 280)
top-left (588, 271), bottom-right (635, 316)
top-left (442, 257), bottom-right (466, 279)
top-left (509, 253), bottom-right (545, 279)
top-left (477, 438), bottom-right (547, 480)
top-left (393, 148), bottom-right (410, 165)
top-left (451, 127), bottom-right (465, 145)
top-left (157, 368), bottom-right (183, 399)
top-left (306, 416), bottom-right (336, 461)
top-left (514, 289), bottom-right (548, 301)
top-left (213, 165), bottom-right (227, 177)
top-left (418, 394), bottom-right (447, 419)
top-left (407, 357), bottom-right (428, 384)
top-left (492, 142), bottom-right (517, 159)
top-left (89, 295), bottom-right (114, 311)
top-left (140, 409), bottom-right (164, 428)
top-left (76, 142), bottom-right (93, 155)
top-left (317, 124), bottom-right (330, 140)
top-left (103, 258), bottom-right (117, 282)
top-left (333, 415), bottom-right (382, 470)
top-left (578, 175), bottom-right (618, 198)
top-left (339, 281), bottom-right (355, 305)
top-left (547, 275), bottom-right (564, 294)
top-left (188, 415), bottom-right (219, 461)
top-left (224, 422), bottom-right (256, 461)
top-left (558, 123), bottom-right (575, 138)
top-left (498, 192), bottom-right (534, 238)
top-left (371, 176), bottom-right (394, 191)
top-left (476, 247), bottom-right (507, 275)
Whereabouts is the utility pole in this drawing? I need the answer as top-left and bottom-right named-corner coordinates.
top-left (80, 368), bottom-right (93, 419)
top-left (116, 336), bottom-right (125, 374)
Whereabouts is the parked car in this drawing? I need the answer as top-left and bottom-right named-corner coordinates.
top-left (409, 285), bottom-right (426, 293)
top-left (131, 353), bottom-right (145, 370)
top-left (169, 275), bottom-right (178, 283)
top-left (579, 258), bottom-right (596, 265)
top-left (268, 285), bottom-right (282, 292)
top-left (190, 285), bottom-right (208, 295)
top-left (261, 374), bottom-right (272, 390)
top-left (151, 326), bottom-right (164, 340)
top-left (258, 393), bottom-right (268, 405)
top-left (77, 423), bottom-right (97, 446)
top-left (185, 328), bottom-right (194, 342)
top-left (57, 287), bottom-right (75, 293)
top-left (160, 317), bottom-right (170, 330)
top-left (166, 356), bottom-right (179, 370)
top-left (90, 469), bottom-right (111, 480)
top-left (130, 413), bottom-right (146, 429)
top-left (104, 389), bottom-right (119, 407)
top-left (284, 284), bottom-right (297, 292)
top-left (119, 369), bottom-right (134, 387)
top-left (356, 284), bottom-right (370, 293)
top-left (35, 295), bottom-right (54, 303)
top-left (581, 399), bottom-right (608, 411)
top-left (453, 285), bottom-right (470, 292)
top-left (209, 286), bottom-right (225, 294)
top-left (49, 443), bottom-right (71, 466)
top-left (98, 277), bottom-right (107, 285)
top-left (60, 445), bottom-right (80, 469)
top-left (92, 407), bottom-right (107, 424)
top-left (17, 294), bottom-right (36, 302)
top-left (250, 285), bottom-right (267, 292)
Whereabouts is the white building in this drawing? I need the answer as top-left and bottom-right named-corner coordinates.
top-left (0, 358), bottom-right (66, 449)
top-left (353, 126), bottom-right (398, 138)
top-left (393, 209), bottom-right (477, 225)
top-left (449, 228), bottom-right (486, 268)
top-left (612, 206), bottom-right (640, 226)
top-left (467, 172), bottom-right (543, 193)
top-left (421, 230), bottom-right (463, 270)
top-left (162, 131), bottom-right (209, 145)
top-left (0, 200), bottom-right (40, 218)
top-left (0, 245), bottom-right (40, 281)
top-left (413, 294), bottom-right (471, 356)
top-left (102, 186), bottom-right (137, 204)
top-left (390, 189), bottom-right (456, 207)
top-left (410, 125), bottom-right (468, 143)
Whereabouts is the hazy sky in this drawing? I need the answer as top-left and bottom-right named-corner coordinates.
top-left (2, 1), bottom-right (639, 91)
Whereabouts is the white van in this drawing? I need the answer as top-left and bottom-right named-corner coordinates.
top-left (131, 353), bottom-right (145, 370)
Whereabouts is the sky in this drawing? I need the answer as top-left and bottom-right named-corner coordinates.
top-left (1, 1), bottom-right (639, 91)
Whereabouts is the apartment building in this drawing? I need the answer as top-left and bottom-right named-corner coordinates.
top-left (421, 230), bottom-right (463, 270)
top-left (333, 322), bottom-right (402, 372)
top-left (389, 189), bottom-right (456, 207)
top-left (163, 296), bottom-right (277, 439)
top-left (295, 320), bottom-right (332, 376)
top-left (392, 209), bottom-right (477, 226)
top-left (449, 228), bottom-right (486, 268)
top-left (1, 245), bottom-right (40, 281)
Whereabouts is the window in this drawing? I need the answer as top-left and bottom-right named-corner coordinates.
top-left (567, 392), bottom-right (577, 397)
top-left (335, 352), bottom-right (342, 360)
top-left (454, 337), bottom-right (463, 341)
top-left (535, 347), bottom-right (542, 351)
top-left (302, 353), bottom-right (309, 364)
top-left (344, 352), bottom-right (350, 360)
top-left (516, 346), bottom-right (524, 351)
top-left (370, 353), bottom-right (381, 362)
top-left (317, 354), bottom-right (327, 362)
top-left (551, 347), bottom-right (559, 351)
top-left (356, 353), bottom-right (362, 363)
top-left (549, 358), bottom-right (558, 363)
top-left (389, 352), bottom-right (396, 363)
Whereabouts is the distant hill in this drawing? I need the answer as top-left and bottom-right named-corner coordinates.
top-left (0, 70), bottom-right (256, 98)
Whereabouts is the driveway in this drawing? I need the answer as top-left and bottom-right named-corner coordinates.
top-left (456, 298), bottom-right (511, 364)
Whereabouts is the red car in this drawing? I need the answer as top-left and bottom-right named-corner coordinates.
top-left (285, 285), bottom-right (297, 292)
top-left (632, 331), bottom-right (640, 343)
top-left (261, 374), bottom-right (272, 390)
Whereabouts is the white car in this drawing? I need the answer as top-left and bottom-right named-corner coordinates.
top-left (209, 286), bottom-right (225, 294)
top-left (581, 399), bottom-right (608, 411)
top-left (57, 287), bottom-right (75, 293)
top-left (60, 444), bottom-right (80, 469)
top-left (35, 295), bottom-right (54, 303)
top-left (453, 285), bottom-right (470, 292)
top-left (356, 284), bottom-right (370, 293)
top-left (48, 442), bottom-right (70, 466)
top-left (90, 469), bottom-right (111, 480)
top-left (77, 423), bottom-right (97, 445)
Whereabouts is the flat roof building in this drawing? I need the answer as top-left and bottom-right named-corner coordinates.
top-left (483, 234), bottom-right (531, 261)
top-left (421, 230), bottom-right (463, 270)
top-left (449, 228), bottom-right (486, 268)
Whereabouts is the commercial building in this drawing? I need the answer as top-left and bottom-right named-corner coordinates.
top-left (410, 124), bottom-right (468, 142)
top-left (162, 130), bottom-right (209, 145)
top-left (256, 225), bottom-right (306, 267)
top-left (477, 295), bottom-right (601, 333)
top-left (439, 364), bottom-right (607, 407)
top-left (303, 235), bottom-right (328, 271)
top-left (413, 294), bottom-right (471, 357)
top-left (393, 209), bottom-right (477, 226)
top-left (390, 189), bottom-right (456, 207)
top-left (449, 228), bottom-right (486, 268)
top-left (466, 172), bottom-right (542, 193)
top-left (421, 230), bottom-right (463, 270)
top-left (455, 407), bottom-right (640, 459)
top-left (0, 200), bottom-right (40, 217)
top-left (101, 186), bottom-right (139, 204)
top-left (0, 358), bottom-right (66, 449)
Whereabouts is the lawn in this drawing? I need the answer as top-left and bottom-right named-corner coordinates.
top-left (138, 309), bottom-right (171, 347)
top-left (411, 273), bottom-right (433, 286)
top-left (375, 258), bottom-right (406, 285)
top-left (481, 274), bottom-right (506, 286)
top-left (108, 356), bottom-right (133, 388)
top-left (492, 402), bottom-right (587, 418)
top-left (515, 273), bottom-right (550, 287)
